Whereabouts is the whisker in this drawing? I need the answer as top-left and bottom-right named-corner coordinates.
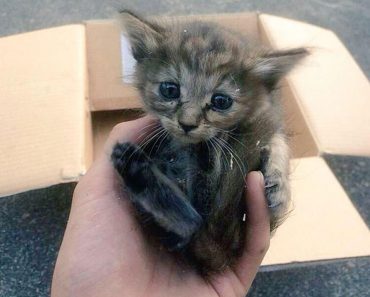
top-left (213, 127), bottom-right (247, 149)
top-left (210, 138), bottom-right (229, 170)
top-left (148, 129), bottom-right (168, 157)
top-left (133, 127), bottom-right (165, 164)
top-left (155, 131), bottom-right (169, 155)
top-left (213, 126), bottom-right (246, 137)
top-left (121, 144), bottom-right (145, 167)
top-left (136, 122), bottom-right (162, 142)
top-left (209, 139), bottom-right (222, 170)
top-left (204, 140), bottom-right (212, 166)
top-left (138, 127), bottom-right (164, 150)
top-left (217, 137), bottom-right (247, 173)
top-left (214, 137), bottom-right (246, 180)
top-left (116, 143), bottom-right (136, 163)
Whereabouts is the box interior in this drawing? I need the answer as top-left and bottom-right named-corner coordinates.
top-left (92, 109), bottom-right (144, 158)
top-left (87, 13), bottom-right (319, 161)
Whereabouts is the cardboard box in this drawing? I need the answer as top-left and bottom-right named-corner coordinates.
top-left (0, 13), bottom-right (369, 266)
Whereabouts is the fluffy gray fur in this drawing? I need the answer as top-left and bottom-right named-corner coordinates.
top-left (111, 10), bottom-right (307, 274)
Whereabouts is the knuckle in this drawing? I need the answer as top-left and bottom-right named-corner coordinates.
top-left (110, 123), bottom-right (127, 139)
top-left (249, 236), bottom-right (270, 257)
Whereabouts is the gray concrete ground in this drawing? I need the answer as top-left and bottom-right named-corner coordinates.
top-left (1, 1), bottom-right (370, 297)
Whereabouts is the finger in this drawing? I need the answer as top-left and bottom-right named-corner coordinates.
top-left (104, 115), bottom-right (158, 153)
top-left (74, 115), bottom-right (158, 200)
top-left (233, 171), bottom-right (270, 289)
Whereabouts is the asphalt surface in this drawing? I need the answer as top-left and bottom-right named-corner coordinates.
top-left (0, 1), bottom-right (369, 297)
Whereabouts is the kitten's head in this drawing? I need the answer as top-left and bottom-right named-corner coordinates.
top-left (120, 11), bottom-right (308, 143)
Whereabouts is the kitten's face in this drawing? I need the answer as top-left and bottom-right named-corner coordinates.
top-left (121, 12), bottom-right (307, 143)
top-left (137, 33), bottom-right (252, 143)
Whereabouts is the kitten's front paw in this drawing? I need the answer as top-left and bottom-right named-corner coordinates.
top-left (260, 147), bottom-right (290, 230)
top-left (264, 172), bottom-right (285, 208)
top-left (111, 142), bottom-right (146, 173)
top-left (263, 172), bottom-right (290, 230)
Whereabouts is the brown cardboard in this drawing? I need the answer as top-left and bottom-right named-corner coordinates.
top-left (0, 25), bottom-right (90, 197)
top-left (0, 13), bottom-right (369, 266)
top-left (92, 109), bottom-right (144, 158)
top-left (86, 20), bottom-right (141, 111)
top-left (260, 15), bottom-right (370, 157)
top-left (263, 157), bottom-right (370, 265)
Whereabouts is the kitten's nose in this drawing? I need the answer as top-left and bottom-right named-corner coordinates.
top-left (179, 122), bottom-right (198, 133)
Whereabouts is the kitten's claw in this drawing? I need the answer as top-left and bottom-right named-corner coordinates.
top-left (259, 145), bottom-right (290, 230)
top-left (264, 172), bottom-right (282, 206)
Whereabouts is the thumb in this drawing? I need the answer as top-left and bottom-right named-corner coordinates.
top-left (104, 115), bottom-right (158, 154)
top-left (74, 115), bottom-right (158, 203)
top-left (233, 171), bottom-right (270, 290)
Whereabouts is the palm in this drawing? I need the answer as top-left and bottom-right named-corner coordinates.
top-left (52, 118), bottom-right (269, 297)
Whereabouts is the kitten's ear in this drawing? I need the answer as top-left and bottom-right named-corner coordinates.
top-left (119, 10), bottom-right (164, 62)
top-left (252, 48), bottom-right (309, 90)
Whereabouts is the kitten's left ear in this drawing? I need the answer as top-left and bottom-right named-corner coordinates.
top-left (252, 48), bottom-right (309, 90)
top-left (119, 10), bottom-right (165, 62)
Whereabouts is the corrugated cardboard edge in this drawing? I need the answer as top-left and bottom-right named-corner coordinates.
top-left (83, 50), bottom-right (94, 174)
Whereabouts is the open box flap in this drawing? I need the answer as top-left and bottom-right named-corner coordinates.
top-left (0, 25), bottom-right (89, 197)
top-left (263, 157), bottom-right (370, 265)
top-left (259, 14), bottom-right (370, 157)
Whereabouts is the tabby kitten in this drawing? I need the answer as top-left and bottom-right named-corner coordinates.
top-left (111, 10), bottom-right (307, 274)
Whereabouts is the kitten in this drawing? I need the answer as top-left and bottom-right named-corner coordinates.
top-left (111, 10), bottom-right (307, 274)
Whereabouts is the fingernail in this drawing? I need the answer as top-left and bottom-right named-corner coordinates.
top-left (257, 171), bottom-right (265, 188)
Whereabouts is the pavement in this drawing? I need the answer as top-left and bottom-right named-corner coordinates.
top-left (0, 1), bottom-right (369, 297)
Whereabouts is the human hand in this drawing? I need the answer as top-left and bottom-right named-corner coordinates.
top-left (51, 116), bottom-right (270, 297)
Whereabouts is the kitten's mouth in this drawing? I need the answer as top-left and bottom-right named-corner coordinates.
top-left (158, 120), bottom-right (211, 144)
top-left (172, 131), bottom-right (203, 144)
top-left (170, 128), bottom-right (208, 144)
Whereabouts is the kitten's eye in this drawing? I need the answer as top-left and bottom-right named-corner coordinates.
top-left (211, 93), bottom-right (233, 111)
top-left (159, 82), bottom-right (180, 100)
